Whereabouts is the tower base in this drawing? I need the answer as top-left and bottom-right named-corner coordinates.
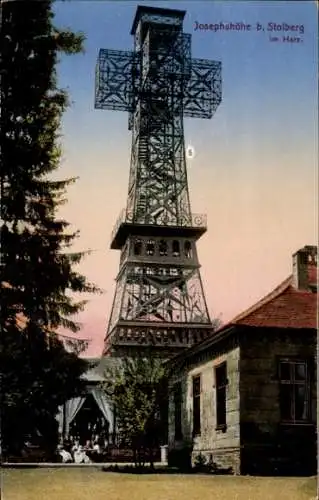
top-left (103, 322), bottom-right (213, 358)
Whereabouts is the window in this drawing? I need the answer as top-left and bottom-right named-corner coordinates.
top-left (192, 375), bottom-right (201, 436)
top-left (215, 362), bottom-right (227, 429)
top-left (174, 382), bottom-right (183, 440)
top-left (184, 241), bottom-right (192, 259)
top-left (146, 239), bottom-right (155, 256)
top-left (172, 240), bottom-right (180, 257)
top-left (279, 360), bottom-right (310, 423)
top-left (133, 239), bottom-right (142, 255)
top-left (158, 268), bottom-right (166, 276)
top-left (158, 240), bottom-right (168, 256)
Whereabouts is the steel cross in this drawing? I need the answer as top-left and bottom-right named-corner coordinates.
top-left (95, 6), bottom-right (222, 356)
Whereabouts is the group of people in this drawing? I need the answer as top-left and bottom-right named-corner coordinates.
top-left (57, 434), bottom-right (108, 463)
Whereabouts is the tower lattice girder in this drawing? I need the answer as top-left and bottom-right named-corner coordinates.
top-left (95, 6), bottom-right (222, 356)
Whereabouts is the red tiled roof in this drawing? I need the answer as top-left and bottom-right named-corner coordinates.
top-left (166, 274), bottom-right (317, 366)
top-left (227, 276), bottom-right (317, 330)
top-left (167, 264), bottom-right (317, 365)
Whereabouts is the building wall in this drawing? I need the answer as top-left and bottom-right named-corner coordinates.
top-left (239, 328), bottom-right (317, 475)
top-left (168, 339), bottom-right (241, 473)
top-left (168, 326), bottom-right (316, 475)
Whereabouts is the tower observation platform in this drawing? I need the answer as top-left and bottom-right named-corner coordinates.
top-left (95, 5), bottom-right (222, 357)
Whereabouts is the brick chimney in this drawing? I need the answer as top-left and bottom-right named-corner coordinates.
top-left (292, 245), bottom-right (318, 291)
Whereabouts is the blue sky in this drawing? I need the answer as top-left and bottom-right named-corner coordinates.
top-left (54, 0), bottom-right (317, 184)
top-left (55, 5), bottom-right (315, 115)
top-left (52, 1), bottom-right (318, 356)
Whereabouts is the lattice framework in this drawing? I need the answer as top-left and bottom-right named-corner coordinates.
top-left (95, 6), bottom-right (222, 355)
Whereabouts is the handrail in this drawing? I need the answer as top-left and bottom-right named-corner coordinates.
top-left (110, 208), bottom-right (207, 243)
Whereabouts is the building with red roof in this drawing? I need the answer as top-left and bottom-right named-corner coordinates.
top-left (167, 245), bottom-right (317, 475)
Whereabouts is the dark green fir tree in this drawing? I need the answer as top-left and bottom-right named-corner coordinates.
top-left (0, 0), bottom-right (100, 458)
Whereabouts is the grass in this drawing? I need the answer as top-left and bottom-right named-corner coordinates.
top-left (1, 468), bottom-right (317, 500)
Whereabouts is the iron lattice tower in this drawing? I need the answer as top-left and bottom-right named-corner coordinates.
top-left (95, 6), bottom-right (222, 357)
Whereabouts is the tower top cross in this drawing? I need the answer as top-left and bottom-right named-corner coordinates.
top-left (95, 5), bottom-right (221, 124)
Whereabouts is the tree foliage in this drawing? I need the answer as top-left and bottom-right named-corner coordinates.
top-left (1, 1), bottom-right (99, 332)
top-left (0, 1), bottom-right (99, 456)
top-left (1, 323), bottom-right (88, 458)
top-left (102, 356), bottom-right (168, 467)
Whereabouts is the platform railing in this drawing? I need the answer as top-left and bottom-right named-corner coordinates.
top-left (110, 208), bottom-right (207, 244)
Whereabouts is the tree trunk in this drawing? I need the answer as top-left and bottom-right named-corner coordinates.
top-left (149, 446), bottom-right (154, 470)
top-left (133, 447), bottom-right (138, 467)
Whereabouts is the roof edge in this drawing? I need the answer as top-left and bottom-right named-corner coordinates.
top-left (166, 325), bottom-right (236, 367)
top-left (230, 275), bottom-right (293, 325)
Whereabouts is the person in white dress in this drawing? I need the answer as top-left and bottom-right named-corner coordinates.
top-left (73, 444), bottom-right (91, 464)
top-left (57, 445), bottom-right (73, 463)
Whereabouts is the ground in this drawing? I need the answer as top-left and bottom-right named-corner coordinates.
top-left (1, 468), bottom-right (316, 500)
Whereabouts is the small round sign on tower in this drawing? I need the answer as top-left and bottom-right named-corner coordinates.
top-left (186, 144), bottom-right (195, 160)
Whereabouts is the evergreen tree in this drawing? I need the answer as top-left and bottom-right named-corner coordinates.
top-left (0, 1), bottom-right (100, 456)
top-left (1, 322), bottom-right (88, 459)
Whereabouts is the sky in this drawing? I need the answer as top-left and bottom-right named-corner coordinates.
top-left (52, 0), bottom-right (318, 357)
